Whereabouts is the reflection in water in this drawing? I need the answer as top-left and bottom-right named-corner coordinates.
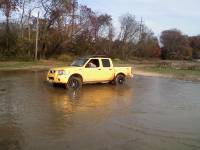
top-left (0, 71), bottom-right (200, 150)
top-left (47, 84), bottom-right (132, 123)
top-left (66, 85), bottom-right (132, 104)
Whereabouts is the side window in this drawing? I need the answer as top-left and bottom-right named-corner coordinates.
top-left (86, 59), bottom-right (100, 68)
top-left (102, 59), bottom-right (111, 67)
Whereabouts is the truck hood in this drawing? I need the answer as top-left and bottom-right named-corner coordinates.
top-left (50, 66), bottom-right (82, 71)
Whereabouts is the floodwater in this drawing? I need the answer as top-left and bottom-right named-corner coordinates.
top-left (0, 71), bottom-right (200, 150)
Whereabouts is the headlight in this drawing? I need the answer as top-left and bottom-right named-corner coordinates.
top-left (57, 70), bottom-right (65, 75)
top-left (57, 70), bottom-right (70, 76)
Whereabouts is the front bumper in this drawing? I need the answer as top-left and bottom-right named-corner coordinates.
top-left (47, 73), bottom-right (70, 84)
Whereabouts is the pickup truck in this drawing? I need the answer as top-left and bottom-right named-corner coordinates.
top-left (47, 56), bottom-right (133, 89)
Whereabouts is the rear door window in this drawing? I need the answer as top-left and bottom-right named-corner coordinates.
top-left (102, 59), bottom-right (111, 67)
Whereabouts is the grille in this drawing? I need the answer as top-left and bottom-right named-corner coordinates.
top-left (48, 77), bottom-right (54, 80)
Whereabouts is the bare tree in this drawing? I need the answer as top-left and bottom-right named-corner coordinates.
top-left (118, 13), bottom-right (140, 59)
top-left (35, 11), bottom-right (39, 61)
top-left (20, 0), bottom-right (26, 39)
top-left (96, 14), bottom-right (112, 40)
top-left (0, 0), bottom-right (19, 52)
top-left (118, 14), bottom-right (140, 43)
top-left (137, 27), bottom-right (160, 58)
top-left (108, 23), bottom-right (114, 54)
top-left (70, 0), bottom-right (78, 40)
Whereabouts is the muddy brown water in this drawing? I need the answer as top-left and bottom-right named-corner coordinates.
top-left (0, 71), bottom-right (200, 150)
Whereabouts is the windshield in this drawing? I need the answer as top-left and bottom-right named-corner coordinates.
top-left (71, 58), bottom-right (89, 67)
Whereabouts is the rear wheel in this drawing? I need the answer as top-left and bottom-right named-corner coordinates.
top-left (114, 74), bottom-right (126, 85)
top-left (67, 77), bottom-right (82, 90)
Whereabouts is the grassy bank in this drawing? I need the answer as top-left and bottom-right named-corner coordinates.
top-left (135, 60), bottom-right (200, 81)
top-left (136, 66), bottom-right (200, 81)
top-left (0, 60), bottom-right (69, 71)
top-left (0, 59), bottom-right (200, 81)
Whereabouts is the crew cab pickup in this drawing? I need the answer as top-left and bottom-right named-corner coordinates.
top-left (47, 56), bottom-right (133, 89)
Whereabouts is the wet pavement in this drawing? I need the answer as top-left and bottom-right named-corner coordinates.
top-left (0, 71), bottom-right (200, 150)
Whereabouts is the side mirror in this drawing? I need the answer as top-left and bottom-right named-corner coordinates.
top-left (85, 63), bottom-right (90, 68)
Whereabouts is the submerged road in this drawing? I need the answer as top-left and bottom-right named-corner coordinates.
top-left (0, 71), bottom-right (200, 150)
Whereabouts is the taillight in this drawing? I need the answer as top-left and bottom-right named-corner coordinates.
top-left (131, 67), bottom-right (134, 75)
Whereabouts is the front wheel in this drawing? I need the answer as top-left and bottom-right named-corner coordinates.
top-left (114, 74), bottom-right (126, 85)
top-left (67, 77), bottom-right (82, 90)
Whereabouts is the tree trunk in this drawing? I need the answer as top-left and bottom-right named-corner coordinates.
top-left (6, 16), bottom-right (10, 54)
top-left (71, 0), bottom-right (75, 42)
top-left (20, 0), bottom-right (26, 39)
top-left (35, 12), bottom-right (39, 61)
top-left (28, 10), bottom-right (31, 41)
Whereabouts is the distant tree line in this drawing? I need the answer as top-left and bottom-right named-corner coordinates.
top-left (160, 29), bottom-right (200, 60)
top-left (0, 0), bottom-right (200, 61)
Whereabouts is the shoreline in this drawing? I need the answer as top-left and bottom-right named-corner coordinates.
top-left (0, 61), bottom-right (200, 81)
top-left (135, 67), bottom-right (200, 81)
top-left (134, 70), bottom-right (174, 78)
top-left (134, 70), bottom-right (200, 82)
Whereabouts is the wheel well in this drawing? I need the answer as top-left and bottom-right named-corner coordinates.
top-left (116, 73), bottom-right (125, 77)
top-left (70, 74), bottom-right (83, 82)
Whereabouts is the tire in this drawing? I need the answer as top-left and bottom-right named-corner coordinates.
top-left (114, 74), bottom-right (126, 85)
top-left (53, 83), bottom-right (59, 87)
top-left (67, 77), bottom-right (82, 90)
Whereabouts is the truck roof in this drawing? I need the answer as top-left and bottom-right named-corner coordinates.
top-left (81, 55), bottom-right (110, 59)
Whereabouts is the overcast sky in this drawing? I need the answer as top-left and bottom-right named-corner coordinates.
top-left (79, 0), bottom-right (200, 36)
